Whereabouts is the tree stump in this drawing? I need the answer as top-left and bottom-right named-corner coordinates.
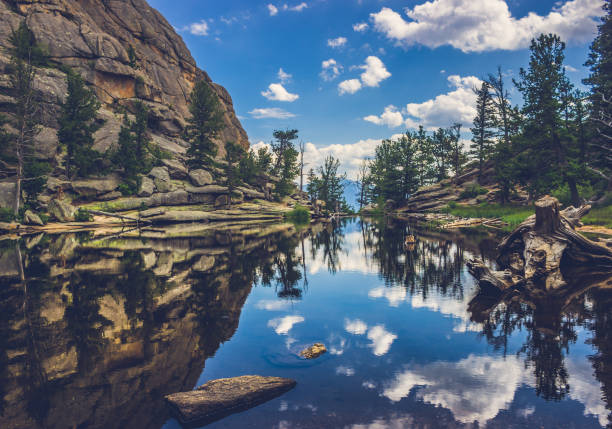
top-left (468, 196), bottom-right (612, 293)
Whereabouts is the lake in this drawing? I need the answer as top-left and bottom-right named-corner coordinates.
top-left (0, 218), bottom-right (610, 428)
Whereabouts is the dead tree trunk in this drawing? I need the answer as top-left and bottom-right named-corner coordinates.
top-left (468, 196), bottom-right (612, 293)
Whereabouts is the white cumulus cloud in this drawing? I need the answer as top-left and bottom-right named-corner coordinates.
top-left (338, 56), bottom-right (390, 95)
top-left (353, 22), bottom-right (369, 32)
top-left (338, 78), bottom-right (363, 95)
top-left (278, 68), bottom-right (292, 82)
top-left (320, 58), bottom-right (343, 81)
top-left (404, 75), bottom-right (481, 129)
top-left (360, 56), bottom-right (391, 87)
top-left (328, 36), bottom-right (348, 48)
top-left (187, 20), bottom-right (209, 36)
top-left (268, 315), bottom-right (304, 335)
top-left (364, 105), bottom-right (404, 128)
top-left (262, 83), bottom-right (299, 102)
top-left (370, 0), bottom-right (603, 53)
top-left (249, 107), bottom-right (296, 119)
top-left (267, 4), bottom-right (279, 16)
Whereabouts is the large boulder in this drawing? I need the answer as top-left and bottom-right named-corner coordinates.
top-left (165, 376), bottom-right (296, 426)
top-left (189, 169), bottom-right (213, 186)
top-left (162, 158), bottom-right (188, 179)
top-left (149, 166), bottom-right (173, 193)
top-left (192, 255), bottom-right (215, 272)
top-left (214, 194), bottom-right (229, 208)
top-left (138, 176), bottom-right (155, 197)
top-left (72, 175), bottom-right (121, 198)
top-left (24, 210), bottom-right (44, 226)
top-left (48, 198), bottom-right (76, 222)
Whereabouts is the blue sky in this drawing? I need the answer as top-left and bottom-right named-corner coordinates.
top-left (148, 0), bottom-right (604, 177)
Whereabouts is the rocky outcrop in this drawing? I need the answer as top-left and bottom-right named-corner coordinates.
top-left (0, 0), bottom-right (249, 188)
top-left (165, 376), bottom-right (296, 426)
top-left (300, 343), bottom-right (327, 359)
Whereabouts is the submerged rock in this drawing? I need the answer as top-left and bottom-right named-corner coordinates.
top-left (300, 343), bottom-right (327, 359)
top-left (165, 375), bottom-right (296, 425)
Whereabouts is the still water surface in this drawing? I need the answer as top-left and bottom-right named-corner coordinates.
top-left (0, 218), bottom-right (610, 428)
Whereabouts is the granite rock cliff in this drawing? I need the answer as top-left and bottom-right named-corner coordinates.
top-left (0, 0), bottom-right (248, 167)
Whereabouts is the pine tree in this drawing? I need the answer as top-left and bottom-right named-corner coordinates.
top-left (431, 128), bottom-right (451, 181)
top-left (4, 21), bottom-right (49, 215)
top-left (271, 129), bottom-right (299, 175)
top-left (414, 125), bottom-right (435, 186)
top-left (583, 0), bottom-right (612, 196)
top-left (256, 146), bottom-right (273, 173)
top-left (470, 82), bottom-right (497, 181)
top-left (114, 114), bottom-right (140, 193)
top-left (316, 155), bottom-right (346, 213)
top-left (514, 34), bottom-right (581, 204)
top-left (58, 70), bottom-right (101, 178)
top-left (448, 123), bottom-right (467, 182)
top-left (185, 80), bottom-right (224, 169)
top-left (224, 141), bottom-right (244, 208)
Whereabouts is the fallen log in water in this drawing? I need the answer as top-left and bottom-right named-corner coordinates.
top-left (165, 375), bottom-right (296, 426)
top-left (86, 209), bottom-right (151, 225)
top-left (467, 196), bottom-right (612, 293)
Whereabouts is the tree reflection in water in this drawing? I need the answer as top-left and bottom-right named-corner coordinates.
top-left (0, 219), bottom-right (611, 428)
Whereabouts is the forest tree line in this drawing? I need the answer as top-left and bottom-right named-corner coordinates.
top-left (354, 2), bottom-right (611, 210)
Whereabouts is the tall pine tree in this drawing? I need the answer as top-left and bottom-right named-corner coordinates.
top-left (514, 34), bottom-right (581, 204)
top-left (185, 80), bottom-right (224, 169)
top-left (470, 82), bottom-right (497, 181)
top-left (583, 0), bottom-right (612, 198)
top-left (58, 70), bottom-right (101, 178)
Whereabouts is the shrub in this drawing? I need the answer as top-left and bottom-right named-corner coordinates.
top-left (74, 208), bottom-right (93, 222)
top-left (285, 205), bottom-right (310, 224)
top-left (0, 207), bottom-right (15, 222)
top-left (459, 183), bottom-right (488, 199)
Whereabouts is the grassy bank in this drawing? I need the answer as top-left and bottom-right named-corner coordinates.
top-left (583, 205), bottom-right (612, 228)
top-left (441, 202), bottom-right (534, 231)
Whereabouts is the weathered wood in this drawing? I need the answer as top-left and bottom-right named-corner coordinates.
top-left (165, 376), bottom-right (296, 426)
top-left (469, 196), bottom-right (612, 294)
top-left (86, 209), bottom-right (150, 224)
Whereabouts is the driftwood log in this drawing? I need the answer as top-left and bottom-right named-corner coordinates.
top-left (467, 196), bottom-right (612, 293)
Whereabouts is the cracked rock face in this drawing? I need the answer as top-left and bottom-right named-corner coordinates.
top-left (0, 0), bottom-right (249, 164)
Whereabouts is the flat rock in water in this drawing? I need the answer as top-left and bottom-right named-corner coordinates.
top-left (300, 343), bottom-right (327, 359)
top-left (165, 375), bottom-right (296, 426)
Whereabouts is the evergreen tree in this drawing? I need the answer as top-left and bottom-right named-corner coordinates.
top-left (448, 123), bottom-right (467, 181)
top-left (398, 132), bottom-right (419, 199)
top-left (470, 82), bottom-right (497, 180)
top-left (4, 21), bottom-right (49, 215)
top-left (256, 146), bottom-right (273, 173)
top-left (185, 80), bottom-right (224, 169)
top-left (58, 70), bottom-right (101, 178)
top-left (316, 155), bottom-right (346, 213)
top-left (514, 34), bottom-right (582, 204)
top-left (224, 141), bottom-right (244, 208)
top-left (414, 125), bottom-right (435, 186)
top-left (275, 144), bottom-right (299, 198)
top-left (431, 127), bottom-right (451, 181)
top-left (306, 168), bottom-right (320, 202)
top-left (356, 159), bottom-right (371, 210)
top-left (113, 114), bottom-right (140, 193)
top-left (8, 21), bottom-right (47, 66)
top-left (487, 66), bottom-right (513, 146)
top-left (271, 129), bottom-right (299, 175)
top-left (583, 0), bottom-right (612, 196)
top-left (238, 149), bottom-right (258, 185)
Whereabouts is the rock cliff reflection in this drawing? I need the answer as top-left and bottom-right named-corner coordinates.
top-left (0, 218), bottom-right (610, 428)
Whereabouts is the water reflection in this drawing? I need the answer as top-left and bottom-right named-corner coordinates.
top-left (0, 218), bottom-right (610, 428)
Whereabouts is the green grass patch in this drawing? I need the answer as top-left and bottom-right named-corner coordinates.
top-left (284, 204), bottom-right (310, 225)
top-left (442, 202), bottom-right (534, 231)
top-left (583, 205), bottom-right (612, 228)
